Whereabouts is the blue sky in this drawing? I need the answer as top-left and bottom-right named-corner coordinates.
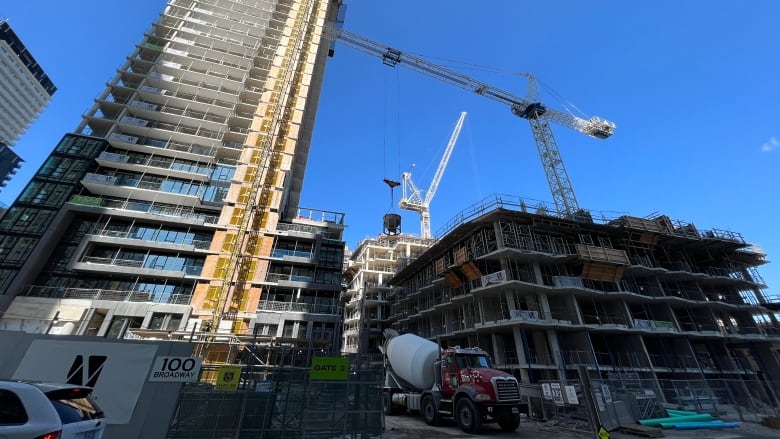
top-left (2, 1), bottom-right (778, 295)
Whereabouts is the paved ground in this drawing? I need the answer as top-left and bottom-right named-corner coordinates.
top-left (382, 413), bottom-right (780, 438)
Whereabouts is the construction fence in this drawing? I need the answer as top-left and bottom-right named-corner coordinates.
top-left (656, 377), bottom-right (780, 423)
top-left (535, 372), bottom-right (780, 434)
top-left (166, 355), bottom-right (384, 439)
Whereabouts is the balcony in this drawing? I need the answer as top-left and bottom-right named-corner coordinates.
top-left (270, 248), bottom-right (314, 262)
top-left (80, 173), bottom-right (202, 207)
top-left (263, 272), bottom-right (341, 290)
top-left (257, 300), bottom-right (338, 316)
top-left (68, 195), bottom-right (219, 225)
top-left (96, 151), bottom-right (210, 181)
top-left (72, 256), bottom-right (203, 278)
top-left (86, 231), bottom-right (212, 253)
top-left (24, 285), bottom-right (192, 305)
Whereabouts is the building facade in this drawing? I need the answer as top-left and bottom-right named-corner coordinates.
top-left (388, 195), bottom-right (780, 409)
top-left (0, 142), bottom-right (23, 190)
top-left (341, 234), bottom-right (433, 354)
top-left (0, 20), bottom-right (56, 186)
top-left (0, 0), bottom-right (346, 358)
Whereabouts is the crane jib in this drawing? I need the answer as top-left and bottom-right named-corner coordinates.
top-left (335, 28), bottom-right (616, 217)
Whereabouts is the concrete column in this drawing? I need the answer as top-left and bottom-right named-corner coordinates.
top-left (570, 295), bottom-right (584, 325)
top-left (622, 301), bottom-right (634, 327)
top-left (532, 262), bottom-right (543, 285)
top-left (538, 293), bottom-right (552, 319)
top-left (546, 329), bottom-right (565, 379)
top-left (491, 332), bottom-right (504, 365)
top-left (636, 335), bottom-right (666, 402)
top-left (512, 327), bottom-right (530, 382)
top-left (493, 220), bottom-right (505, 249)
top-left (98, 310), bottom-right (115, 336)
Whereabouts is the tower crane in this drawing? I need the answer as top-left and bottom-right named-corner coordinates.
top-left (334, 29), bottom-right (616, 218)
top-left (399, 111), bottom-right (467, 239)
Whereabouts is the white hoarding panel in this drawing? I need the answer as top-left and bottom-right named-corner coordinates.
top-left (12, 339), bottom-right (157, 424)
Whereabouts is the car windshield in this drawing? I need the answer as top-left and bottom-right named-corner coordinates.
top-left (456, 354), bottom-right (490, 369)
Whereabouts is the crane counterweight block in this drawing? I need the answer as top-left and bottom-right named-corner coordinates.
top-left (580, 117), bottom-right (616, 139)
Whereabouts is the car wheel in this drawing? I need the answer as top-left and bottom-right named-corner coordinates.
top-left (421, 395), bottom-right (439, 426)
top-left (497, 413), bottom-right (521, 431)
top-left (455, 398), bottom-right (481, 434)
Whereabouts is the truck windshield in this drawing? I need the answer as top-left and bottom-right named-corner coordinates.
top-left (456, 355), bottom-right (490, 368)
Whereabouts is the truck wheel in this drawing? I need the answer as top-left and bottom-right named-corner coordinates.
top-left (455, 398), bottom-right (481, 434)
top-left (383, 392), bottom-right (396, 416)
top-left (421, 395), bottom-right (440, 426)
top-left (497, 413), bottom-right (521, 431)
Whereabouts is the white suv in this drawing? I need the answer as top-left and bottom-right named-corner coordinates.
top-left (0, 380), bottom-right (105, 439)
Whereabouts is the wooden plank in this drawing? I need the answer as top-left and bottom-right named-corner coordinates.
top-left (617, 424), bottom-right (664, 438)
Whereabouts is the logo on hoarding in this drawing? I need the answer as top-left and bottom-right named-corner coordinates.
top-left (66, 355), bottom-right (107, 387)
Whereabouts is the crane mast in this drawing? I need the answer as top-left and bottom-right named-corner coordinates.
top-left (400, 111), bottom-right (467, 239)
top-left (334, 29), bottom-right (615, 217)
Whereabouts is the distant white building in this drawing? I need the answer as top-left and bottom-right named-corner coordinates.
top-left (0, 20), bottom-right (56, 184)
top-left (0, 20), bottom-right (56, 145)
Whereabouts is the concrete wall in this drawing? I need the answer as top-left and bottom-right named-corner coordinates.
top-left (0, 331), bottom-right (193, 439)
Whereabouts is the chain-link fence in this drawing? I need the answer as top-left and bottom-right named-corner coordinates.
top-left (588, 375), bottom-right (665, 431)
top-left (167, 355), bottom-right (384, 438)
top-left (539, 379), bottom-right (596, 435)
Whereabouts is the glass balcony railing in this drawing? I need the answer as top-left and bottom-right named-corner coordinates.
top-left (24, 285), bottom-right (192, 305)
top-left (80, 256), bottom-right (203, 276)
top-left (271, 249), bottom-right (313, 259)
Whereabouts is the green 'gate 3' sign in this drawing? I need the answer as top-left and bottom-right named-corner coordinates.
top-left (310, 356), bottom-right (349, 381)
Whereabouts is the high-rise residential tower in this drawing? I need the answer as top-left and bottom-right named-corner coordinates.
top-left (0, 20), bottom-right (56, 186)
top-left (0, 0), bottom-right (346, 356)
top-left (0, 142), bottom-right (23, 190)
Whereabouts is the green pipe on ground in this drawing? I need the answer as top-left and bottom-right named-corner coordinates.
top-left (666, 409), bottom-right (698, 417)
top-left (659, 420), bottom-right (724, 429)
top-left (639, 413), bottom-right (713, 427)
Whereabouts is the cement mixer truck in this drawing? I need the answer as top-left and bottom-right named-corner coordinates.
top-left (380, 329), bottom-right (525, 434)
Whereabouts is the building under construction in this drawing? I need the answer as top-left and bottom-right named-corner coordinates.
top-left (341, 234), bottom-right (434, 354)
top-left (385, 194), bottom-right (780, 413)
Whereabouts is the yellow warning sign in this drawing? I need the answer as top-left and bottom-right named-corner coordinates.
top-left (598, 425), bottom-right (610, 439)
top-left (215, 365), bottom-right (242, 391)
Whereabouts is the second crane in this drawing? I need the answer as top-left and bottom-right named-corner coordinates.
top-left (399, 111), bottom-right (467, 239)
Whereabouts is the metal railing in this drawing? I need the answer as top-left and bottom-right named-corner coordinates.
top-left (257, 300), bottom-right (338, 315)
top-left (69, 195), bottom-right (220, 224)
top-left (88, 231), bottom-right (212, 250)
top-left (80, 256), bottom-right (203, 275)
top-left (24, 285), bottom-right (192, 305)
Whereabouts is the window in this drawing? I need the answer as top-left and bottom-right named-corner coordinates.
top-left (149, 313), bottom-right (183, 330)
top-left (254, 323), bottom-right (278, 336)
top-left (49, 395), bottom-right (102, 424)
top-left (282, 321), bottom-right (295, 338)
top-left (105, 316), bottom-right (143, 338)
top-left (456, 354), bottom-right (490, 369)
top-left (0, 389), bottom-right (28, 425)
